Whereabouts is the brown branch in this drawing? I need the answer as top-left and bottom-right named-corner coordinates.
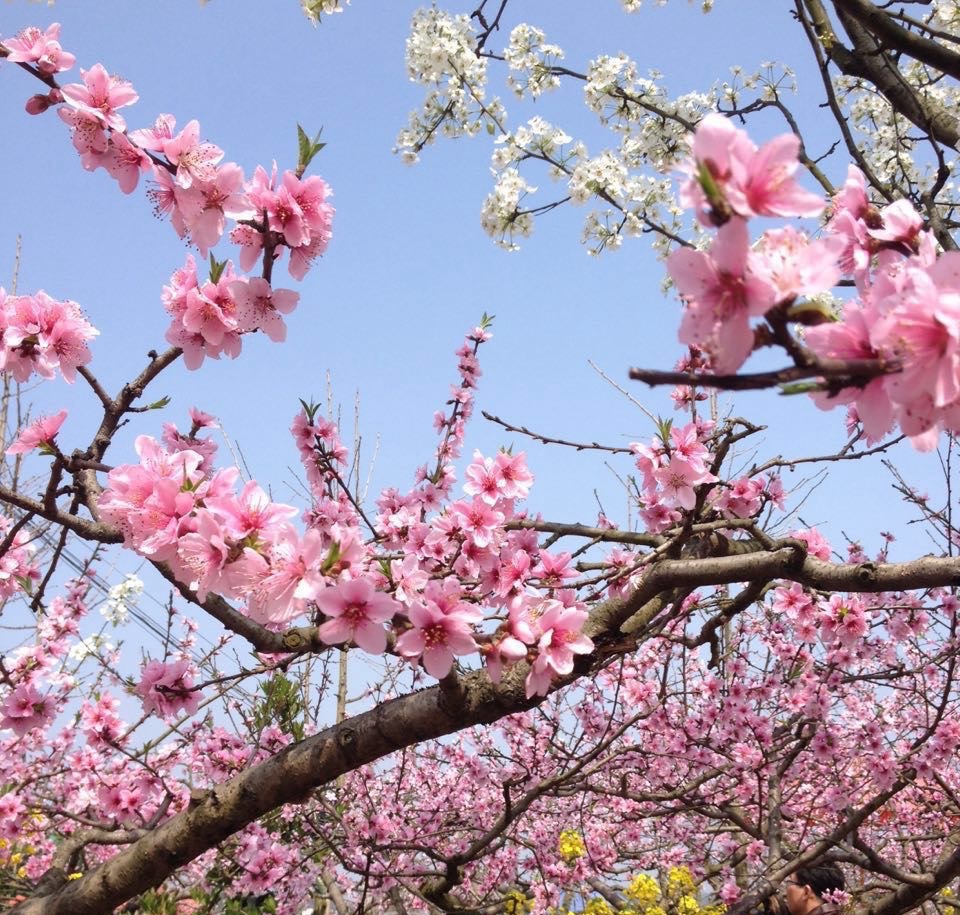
top-left (628, 356), bottom-right (900, 392)
top-left (825, 0), bottom-right (960, 150)
top-left (832, 0), bottom-right (960, 83)
top-left (482, 411), bottom-right (633, 454)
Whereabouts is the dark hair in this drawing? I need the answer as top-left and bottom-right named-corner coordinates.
top-left (794, 863), bottom-right (845, 899)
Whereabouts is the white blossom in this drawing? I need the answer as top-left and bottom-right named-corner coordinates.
top-left (300, 0), bottom-right (350, 23)
top-left (100, 573), bottom-right (144, 626)
top-left (480, 168), bottom-right (537, 250)
top-left (69, 634), bottom-right (114, 661)
top-left (395, 8), bottom-right (504, 163)
top-left (504, 23), bottom-right (564, 99)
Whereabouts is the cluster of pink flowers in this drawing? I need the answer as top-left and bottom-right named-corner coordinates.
top-left (161, 256), bottom-right (299, 369)
top-left (231, 164), bottom-right (334, 280)
top-left (805, 165), bottom-right (960, 450)
top-left (136, 658), bottom-right (201, 719)
top-left (630, 420), bottom-right (719, 531)
top-left (0, 514), bottom-right (40, 601)
top-left (771, 582), bottom-right (870, 647)
top-left (669, 114), bottom-right (839, 374)
top-left (2, 21), bottom-right (334, 376)
top-left (92, 322), bottom-right (598, 697)
top-left (2, 23), bottom-right (72, 114)
top-left (0, 288), bottom-right (97, 383)
top-left (99, 430), bottom-right (326, 626)
top-left (671, 112), bottom-right (960, 449)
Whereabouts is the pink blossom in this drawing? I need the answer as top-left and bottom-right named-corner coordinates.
top-left (464, 451), bottom-right (505, 505)
top-left (524, 600), bottom-right (593, 697)
top-left (395, 600), bottom-right (479, 678)
top-left (2, 23), bottom-right (75, 74)
top-left (0, 682), bottom-right (55, 736)
top-left (753, 226), bottom-right (841, 302)
top-left (230, 278), bottom-right (299, 342)
top-left (484, 633), bottom-right (528, 682)
top-left (668, 217), bottom-right (777, 372)
top-left (101, 131), bottom-right (151, 194)
top-left (495, 450), bottom-right (533, 500)
top-left (316, 578), bottom-right (399, 654)
top-left (654, 454), bottom-right (717, 511)
top-left (60, 63), bottom-right (138, 132)
top-left (162, 120), bottom-right (224, 189)
top-left (7, 409), bottom-right (67, 455)
top-left (246, 529), bottom-right (325, 625)
top-left (450, 498), bottom-right (504, 549)
top-left (136, 659), bottom-right (201, 718)
top-left (532, 551), bottom-right (576, 588)
top-left (680, 113), bottom-right (825, 223)
top-left (129, 113), bottom-right (177, 151)
top-left (177, 162), bottom-right (253, 256)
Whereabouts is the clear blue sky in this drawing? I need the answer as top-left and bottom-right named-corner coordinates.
top-left (0, 0), bottom-right (936, 623)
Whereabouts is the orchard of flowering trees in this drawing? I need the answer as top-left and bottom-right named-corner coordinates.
top-left (5, 1), bottom-right (960, 914)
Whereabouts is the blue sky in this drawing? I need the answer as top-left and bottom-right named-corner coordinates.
top-left (0, 0), bottom-right (939, 632)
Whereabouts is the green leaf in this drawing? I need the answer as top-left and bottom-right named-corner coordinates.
top-left (297, 124), bottom-right (311, 169)
top-left (144, 396), bottom-right (171, 411)
top-left (779, 381), bottom-right (824, 396)
top-left (299, 397), bottom-right (319, 422)
top-left (296, 123), bottom-right (326, 176)
top-left (786, 298), bottom-right (838, 326)
top-left (479, 311), bottom-right (495, 329)
top-left (208, 253), bottom-right (228, 284)
top-left (321, 540), bottom-right (342, 575)
top-left (655, 415), bottom-right (674, 446)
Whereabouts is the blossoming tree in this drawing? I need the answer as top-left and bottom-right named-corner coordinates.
top-left (4, 3), bottom-right (960, 915)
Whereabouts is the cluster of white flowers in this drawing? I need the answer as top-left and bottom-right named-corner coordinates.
top-left (585, 54), bottom-right (714, 172)
top-left (100, 573), bottom-right (144, 626)
top-left (69, 633), bottom-right (115, 662)
top-left (299, 0), bottom-right (350, 23)
top-left (931, 0), bottom-right (960, 33)
top-left (503, 23), bottom-right (564, 99)
top-left (721, 62), bottom-right (796, 109)
top-left (491, 117), bottom-right (575, 171)
top-left (393, 4), bottom-right (760, 257)
top-left (395, 8), bottom-right (504, 164)
top-left (584, 54), bottom-right (656, 125)
top-left (568, 152), bottom-right (629, 205)
top-left (836, 62), bottom-right (959, 192)
top-left (480, 168), bottom-right (537, 251)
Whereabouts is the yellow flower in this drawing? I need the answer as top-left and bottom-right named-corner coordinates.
top-left (9, 852), bottom-right (22, 867)
top-left (667, 867), bottom-right (696, 897)
top-left (558, 829), bottom-right (586, 864)
top-left (677, 894), bottom-right (700, 915)
top-left (16, 866), bottom-right (27, 879)
top-left (584, 898), bottom-right (614, 915)
top-left (646, 906), bottom-right (668, 915)
top-left (625, 874), bottom-right (661, 909)
top-left (505, 890), bottom-right (532, 915)
top-left (702, 905), bottom-right (727, 915)
top-left (67, 872), bottom-right (83, 880)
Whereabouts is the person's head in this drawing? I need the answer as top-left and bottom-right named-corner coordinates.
top-left (784, 863), bottom-right (845, 915)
